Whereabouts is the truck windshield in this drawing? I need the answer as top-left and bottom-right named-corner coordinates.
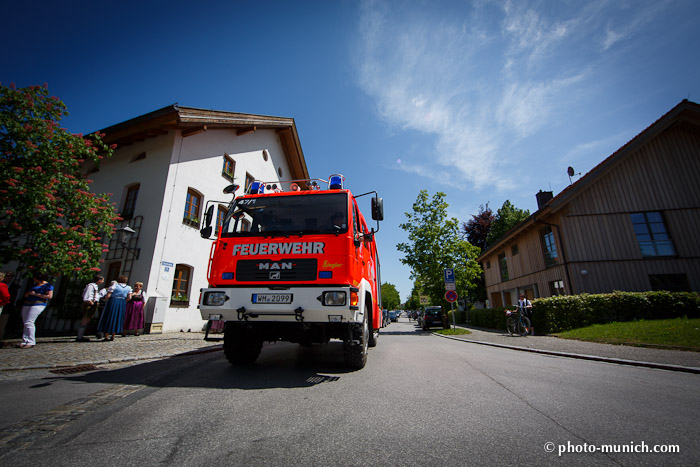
top-left (221, 192), bottom-right (348, 237)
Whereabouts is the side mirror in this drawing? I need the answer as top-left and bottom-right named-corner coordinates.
top-left (200, 226), bottom-right (213, 238)
top-left (371, 196), bottom-right (384, 221)
top-left (204, 205), bottom-right (214, 227)
top-left (223, 184), bottom-right (239, 195)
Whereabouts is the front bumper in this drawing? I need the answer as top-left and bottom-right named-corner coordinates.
top-left (199, 286), bottom-right (361, 323)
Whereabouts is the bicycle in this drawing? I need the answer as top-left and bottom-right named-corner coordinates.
top-left (505, 308), bottom-right (531, 337)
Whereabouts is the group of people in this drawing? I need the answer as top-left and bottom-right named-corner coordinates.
top-left (78, 274), bottom-right (146, 342)
top-left (0, 272), bottom-right (147, 348)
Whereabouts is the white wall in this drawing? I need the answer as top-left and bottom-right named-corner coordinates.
top-left (89, 127), bottom-right (292, 333)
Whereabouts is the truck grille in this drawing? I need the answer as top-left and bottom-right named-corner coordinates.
top-left (236, 259), bottom-right (318, 282)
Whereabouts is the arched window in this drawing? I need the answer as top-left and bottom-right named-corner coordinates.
top-left (216, 204), bottom-right (227, 235)
top-left (171, 264), bottom-right (192, 305)
top-left (184, 188), bottom-right (202, 227)
top-left (122, 184), bottom-right (140, 220)
top-left (222, 154), bottom-right (235, 181)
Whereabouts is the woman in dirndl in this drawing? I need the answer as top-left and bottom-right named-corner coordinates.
top-left (97, 275), bottom-right (132, 341)
top-left (123, 281), bottom-right (146, 335)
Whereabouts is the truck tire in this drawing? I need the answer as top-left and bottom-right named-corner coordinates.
top-left (343, 309), bottom-right (368, 369)
top-left (368, 305), bottom-right (378, 348)
top-left (224, 324), bottom-right (262, 365)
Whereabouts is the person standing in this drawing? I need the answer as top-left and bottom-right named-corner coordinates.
top-left (76, 274), bottom-right (104, 342)
top-left (123, 281), bottom-right (146, 336)
top-left (19, 273), bottom-right (54, 349)
top-left (97, 275), bottom-right (132, 341)
top-left (0, 271), bottom-right (13, 340)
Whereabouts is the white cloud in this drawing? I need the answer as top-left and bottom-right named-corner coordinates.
top-left (354, 0), bottom-right (676, 192)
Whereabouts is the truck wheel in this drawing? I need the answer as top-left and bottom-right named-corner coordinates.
top-left (344, 310), bottom-right (368, 369)
top-left (224, 324), bottom-right (262, 365)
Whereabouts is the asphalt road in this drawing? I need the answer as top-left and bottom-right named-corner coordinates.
top-left (1, 320), bottom-right (697, 466)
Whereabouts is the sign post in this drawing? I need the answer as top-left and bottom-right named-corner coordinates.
top-left (444, 268), bottom-right (457, 329)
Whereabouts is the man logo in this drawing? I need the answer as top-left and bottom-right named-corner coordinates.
top-left (269, 271), bottom-right (281, 280)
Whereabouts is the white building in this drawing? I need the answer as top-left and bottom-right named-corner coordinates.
top-left (89, 105), bottom-right (309, 333)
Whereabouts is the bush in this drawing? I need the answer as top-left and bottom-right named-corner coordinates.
top-left (533, 291), bottom-right (700, 334)
top-left (468, 307), bottom-right (509, 330)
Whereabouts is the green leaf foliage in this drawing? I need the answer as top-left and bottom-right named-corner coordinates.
top-left (0, 83), bottom-right (120, 279)
top-left (396, 190), bottom-right (482, 308)
top-left (381, 282), bottom-right (401, 310)
top-left (485, 199), bottom-right (530, 246)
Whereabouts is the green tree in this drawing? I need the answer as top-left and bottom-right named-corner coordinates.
top-left (381, 282), bottom-right (400, 310)
top-left (0, 83), bottom-right (119, 279)
top-left (486, 200), bottom-right (530, 246)
top-left (404, 282), bottom-right (422, 310)
top-left (397, 190), bottom-right (481, 308)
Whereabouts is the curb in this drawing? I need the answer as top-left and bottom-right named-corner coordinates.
top-left (434, 333), bottom-right (700, 375)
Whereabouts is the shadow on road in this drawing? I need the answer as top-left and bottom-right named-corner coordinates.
top-left (63, 341), bottom-right (361, 390)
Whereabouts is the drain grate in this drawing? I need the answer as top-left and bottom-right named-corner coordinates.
top-left (50, 364), bottom-right (101, 375)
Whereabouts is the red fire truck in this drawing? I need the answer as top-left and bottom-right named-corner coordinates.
top-left (198, 175), bottom-right (383, 369)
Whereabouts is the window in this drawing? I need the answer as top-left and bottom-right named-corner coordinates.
top-left (184, 188), bottom-right (202, 227)
top-left (649, 274), bottom-right (690, 292)
top-left (631, 212), bottom-right (676, 257)
top-left (549, 280), bottom-right (565, 296)
top-left (486, 261), bottom-right (491, 269)
top-left (171, 264), bottom-right (192, 304)
top-left (106, 262), bottom-right (121, 285)
top-left (498, 252), bottom-right (508, 282)
top-left (130, 152), bottom-right (146, 163)
top-left (122, 184), bottom-right (140, 220)
top-left (245, 173), bottom-right (255, 192)
top-left (241, 218), bottom-right (251, 232)
top-left (222, 154), bottom-right (235, 181)
top-left (541, 226), bottom-right (558, 267)
top-left (216, 204), bottom-right (227, 235)
top-left (511, 244), bottom-right (519, 255)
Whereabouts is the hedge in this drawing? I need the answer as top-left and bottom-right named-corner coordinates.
top-left (468, 291), bottom-right (700, 335)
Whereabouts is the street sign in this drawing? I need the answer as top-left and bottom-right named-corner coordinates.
top-left (444, 268), bottom-right (455, 284)
top-left (445, 290), bottom-right (458, 303)
top-left (419, 295), bottom-right (429, 305)
top-left (445, 282), bottom-right (456, 291)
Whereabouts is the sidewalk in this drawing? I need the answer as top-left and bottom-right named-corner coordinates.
top-left (442, 324), bottom-right (700, 374)
top-left (0, 332), bottom-right (222, 377)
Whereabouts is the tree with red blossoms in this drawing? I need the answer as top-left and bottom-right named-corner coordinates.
top-left (0, 83), bottom-right (120, 279)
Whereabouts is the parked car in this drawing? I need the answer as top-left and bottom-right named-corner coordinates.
top-left (389, 310), bottom-right (398, 322)
top-left (422, 306), bottom-right (444, 330)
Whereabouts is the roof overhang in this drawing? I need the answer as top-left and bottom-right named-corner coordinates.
top-left (98, 104), bottom-right (309, 180)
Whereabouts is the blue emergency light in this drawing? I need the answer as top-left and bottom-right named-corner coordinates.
top-left (248, 181), bottom-right (264, 194)
top-left (329, 174), bottom-right (344, 189)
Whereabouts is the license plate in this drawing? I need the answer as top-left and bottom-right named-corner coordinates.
top-left (252, 293), bottom-right (293, 304)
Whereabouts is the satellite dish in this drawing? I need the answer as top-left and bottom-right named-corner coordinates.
top-left (567, 166), bottom-right (581, 184)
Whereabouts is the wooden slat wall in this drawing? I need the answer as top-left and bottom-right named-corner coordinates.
top-left (483, 126), bottom-right (700, 299)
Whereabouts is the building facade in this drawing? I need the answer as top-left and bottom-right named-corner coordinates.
top-left (81, 105), bottom-right (309, 332)
top-left (478, 100), bottom-right (700, 307)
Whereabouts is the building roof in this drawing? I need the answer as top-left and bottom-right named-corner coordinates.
top-left (478, 99), bottom-right (700, 262)
top-left (99, 104), bottom-right (309, 180)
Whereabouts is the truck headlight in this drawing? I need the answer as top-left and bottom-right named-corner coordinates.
top-left (322, 291), bottom-right (346, 306)
top-left (203, 292), bottom-right (228, 306)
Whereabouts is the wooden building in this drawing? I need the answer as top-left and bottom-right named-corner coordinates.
top-left (478, 100), bottom-right (700, 308)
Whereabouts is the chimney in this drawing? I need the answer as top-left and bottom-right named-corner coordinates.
top-left (536, 190), bottom-right (553, 209)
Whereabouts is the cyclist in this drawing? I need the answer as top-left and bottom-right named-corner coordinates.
top-left (517, 293), bottom-right (533, 332)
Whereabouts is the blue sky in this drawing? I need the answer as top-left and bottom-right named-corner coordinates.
top-left (4, 0), bottom-right (700, 302)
